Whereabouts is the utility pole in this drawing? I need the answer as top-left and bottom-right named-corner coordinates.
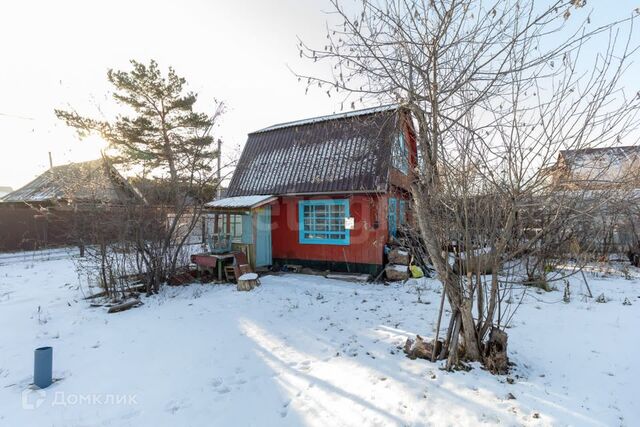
top-left (217, 138), bottom-right (222, 199)
top-left (48, 152), bottom-right (53, 169)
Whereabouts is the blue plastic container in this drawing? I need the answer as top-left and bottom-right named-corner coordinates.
top-left (34, 346), bottom-right (53, 389)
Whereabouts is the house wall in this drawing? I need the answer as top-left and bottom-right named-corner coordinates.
top-left (271, 194), bottom-right (389, 274)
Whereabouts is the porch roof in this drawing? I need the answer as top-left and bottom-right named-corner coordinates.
top-left (204, 194), bottom-right (276, 211)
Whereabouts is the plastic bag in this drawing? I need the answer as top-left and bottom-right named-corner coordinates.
top-left (410, 265), bottom-right (424, 278)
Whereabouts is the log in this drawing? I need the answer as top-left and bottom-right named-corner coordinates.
top-left (326, 273), bottom-right (370, 282)
top-left (84, 290), bottom-right (108, 300)
top-left (403, 335), bottom-right (442, 360)
top-left (107, 299), bottom-right (142, 314)
top-left (385, 264), bottom-right (410, 281)
top-left (388, 248), bottom-right (410, 265)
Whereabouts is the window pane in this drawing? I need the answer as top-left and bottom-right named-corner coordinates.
top-left (392, 132), bottom-right (408, 174)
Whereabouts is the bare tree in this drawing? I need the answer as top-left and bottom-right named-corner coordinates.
top-left (299, 0), bottom-right (640, 370)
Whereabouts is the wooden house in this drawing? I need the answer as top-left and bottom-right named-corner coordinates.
top-left (205, 105), bottom-right (417, 274)
top-left (549, 146), bottom-right (640, 254)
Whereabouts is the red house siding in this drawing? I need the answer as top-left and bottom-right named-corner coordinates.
top-left (271, 194), bottom-right (389, 273)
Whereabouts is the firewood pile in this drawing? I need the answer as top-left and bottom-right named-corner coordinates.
top-left (393, 226), bottom-right (434, 276)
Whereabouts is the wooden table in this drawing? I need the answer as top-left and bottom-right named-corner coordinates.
top-left (191, 252), bottom-right (236, 281)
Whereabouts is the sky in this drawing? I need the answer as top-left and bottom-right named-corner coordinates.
top-left (0, 0), bottom-right (639, 190)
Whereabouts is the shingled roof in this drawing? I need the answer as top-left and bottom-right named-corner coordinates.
top-left (2, 159), bottom-right (140, 204)
top-left (227, 105), bottom-right (402, 197)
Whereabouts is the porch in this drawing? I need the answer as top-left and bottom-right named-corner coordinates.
top-left (194, 195), bottom-right (276, 274)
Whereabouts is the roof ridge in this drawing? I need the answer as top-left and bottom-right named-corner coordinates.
top-left (250, 104), bottom-right (399, 134)
top-left (561, 145), bottom-right (640, 155)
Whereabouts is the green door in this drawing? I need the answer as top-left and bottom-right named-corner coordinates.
top-left (256, 206), bottom-right (272, 267)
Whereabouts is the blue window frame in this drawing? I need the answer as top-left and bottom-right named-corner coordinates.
top-left (298, 199), bottom-right (350, 245)
top-left (392, 132), bottom-right (409, 174)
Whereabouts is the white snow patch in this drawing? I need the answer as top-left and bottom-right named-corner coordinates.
top-left (0, 253), bottom-right (638, 426)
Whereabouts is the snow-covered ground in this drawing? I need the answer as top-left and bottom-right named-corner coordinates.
top-left (0, 252), bottom-right (638, 426)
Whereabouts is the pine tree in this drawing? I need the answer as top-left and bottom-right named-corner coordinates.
top-left (56, 59), bottom-right (224, 187)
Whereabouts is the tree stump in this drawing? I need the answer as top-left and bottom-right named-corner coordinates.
top-left (484, 327), bottom-right (509, 374)
top-left (237, 273), bottom-right (259, 292)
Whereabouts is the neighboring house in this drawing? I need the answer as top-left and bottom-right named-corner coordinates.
top-left (0, 158), bottom-right (142, 252)
top-left (0, 186), bottom-right (12, 198)
top-left (1, 158), bottom-right (140, 206)
top-left (205, 105), bottom-right (417, 274)
top-left (550, 146), bottom-right (640, 254)
top-left (552, 146), bottom-right (640, 190)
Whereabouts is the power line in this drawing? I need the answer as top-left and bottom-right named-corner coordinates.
top-left (0, 112), bottom-right (35, 121)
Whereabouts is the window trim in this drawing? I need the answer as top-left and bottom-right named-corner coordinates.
top-left (298, 199), bottom-right (350, 245)
top-left (392, 132), bottom-right (409, 175)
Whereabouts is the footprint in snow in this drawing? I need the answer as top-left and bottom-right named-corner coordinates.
top-left (234, 377), bottom-right (247, 385)
top-left (211, 378), bottom-right (231, 394)
top-left (119, 409), bottom-right (142, 420)
top-left (297, 360), bottom-right (312, 372)
top-left (280, 401), bottom-right (291, 418)
top-left (217, 385), bottom-right (231, 394)
top-left (165, 400), bottom-right (181, 414)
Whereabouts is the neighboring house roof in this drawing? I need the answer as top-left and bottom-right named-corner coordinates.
top-left (205, 195), bottom-right (276, 210)
top-left (227, 105), bottom-right (402, 197)
top-left (1, 158), bottom-right (141, 204)
top-left (0, 186), bottom-right (12, 198)
top-left (556, 145), bottom-right (640, 187)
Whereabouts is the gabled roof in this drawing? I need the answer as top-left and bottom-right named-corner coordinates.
top-left (1, 158), bottom-right (141, 204)
top-left (227, 105), bottom-right (403, 197)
